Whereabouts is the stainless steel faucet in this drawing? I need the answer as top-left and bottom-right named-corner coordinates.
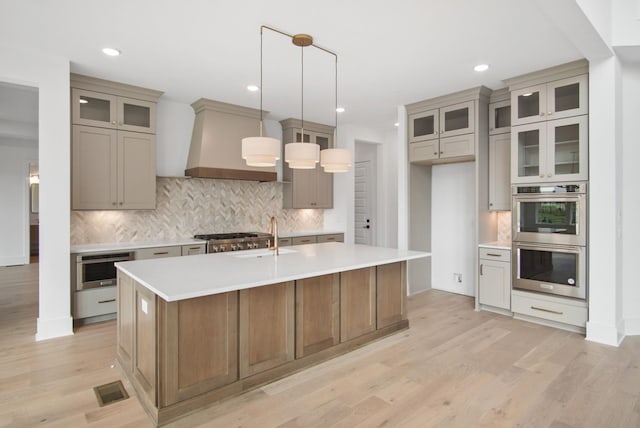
top-left (269, 216), bottom-right (279, 256)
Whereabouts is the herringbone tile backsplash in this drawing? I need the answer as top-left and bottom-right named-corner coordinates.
top-left (71, 177), bottom-right (323, 244)
top-left (497, 211), bottom-right (512, 242)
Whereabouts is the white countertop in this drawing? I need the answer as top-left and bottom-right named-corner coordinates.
top-left (71, 238), bottom-right (207, 255)
top-left (279, 230), bottom-right (344, 238)
top-left (478, 241), bottom-right (512, 250)
top-left (116, 242), bottom-right (430, 302)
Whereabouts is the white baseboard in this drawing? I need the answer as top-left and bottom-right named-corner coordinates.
top-left (36, 316), bottom-right (74, 341)
top-left (585, 320), bottom-right (623, 347)
top-left (624, 317), bottom-right (640, 336)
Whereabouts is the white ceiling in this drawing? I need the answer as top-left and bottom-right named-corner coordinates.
top-left (0, 0), bottom-right (585, 132)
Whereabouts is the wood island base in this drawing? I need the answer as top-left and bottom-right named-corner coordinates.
top-left (116, 262), bottom-right (408, 427)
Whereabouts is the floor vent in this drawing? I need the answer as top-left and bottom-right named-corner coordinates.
top-left (93, 380), bottom-right (129, 407)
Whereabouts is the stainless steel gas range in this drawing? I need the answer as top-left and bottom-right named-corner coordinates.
top-left (193, 232), bottom-right (273, 253)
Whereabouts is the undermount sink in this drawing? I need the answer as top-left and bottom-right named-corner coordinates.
top-left (228, 248), bottom-right (296, 258)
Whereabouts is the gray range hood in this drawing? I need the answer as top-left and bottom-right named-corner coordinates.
top-left (185, 98), bottom-right (277, 182)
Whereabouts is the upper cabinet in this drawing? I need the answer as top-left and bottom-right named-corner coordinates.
top-left (71, 74), bottom-right (162, 210)
top-left (72, 89), bottom-right (157, 134)
top-left (506, 60), bottom-right (589, 184)
top-left (280, 119), bottom-right (334, 209)
top-left (511, 74), bottom-right (588, 127)
top-left (407, 87), bottom-right (490, 166)
top-left (489, 100), bottom-right (511, 135)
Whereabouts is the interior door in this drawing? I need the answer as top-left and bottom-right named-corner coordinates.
top-left (354, 160), bottom-right (373, 245)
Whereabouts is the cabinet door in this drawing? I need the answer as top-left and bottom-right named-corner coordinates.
top-left (314, 132), bottom-right (334, 208)
top-left (72, 89), bottom-right (117, 129)
top-left (408, 109), bottom-right (439, 143)
top-left (295, 274), bottom-right (340, 358)
top-left (118, 131), bottom-right (156, 209)
top-left (291, 168), bottom-right (318, 208)
top-left (117, 96), bottom-right (156, 134)
top-left (159, 292), bottom-right (238, 406)
top-left (545, 116), bottom-right (588, 182)
top-left (376, 262), bottom-right (406, 329)
top-left (340, 267), bottom-right (376, 342)
top-left (511, 84), bottom-right (547, 126)
top-left (72, 125), bottom-right (118, 209)
top-left (439, 133), bottom-right (475, 159)
top-left (489, 100), bottom-right (511, 135)
top-left (181, 244), bottom-right (206, 256)
top-left (117, 274), bottom-right (134, 373)
top-left (489, 134), bottom-right (511, 211)
top-left (74, 286), bottom-right (117, 318)
top-left (135, 246), bottom-right (181, 260)
top-left (409, 140), bottom-right (439, 164)
top-left (239, 282), bottom-right (295, 378)
top-left (546, 75), bottom-right (588, 120)
top-left (511, 122), bottom-right (545, 184)
top-left (478, 259), bottom-right (511, 310)
top-left (133, 283), bottom-right (157, 405)
top-left (439, 101), bottom-right (474, 138)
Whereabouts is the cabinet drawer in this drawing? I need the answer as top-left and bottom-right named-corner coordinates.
top-left (75, 286), bottom-right (117, 318)
top-left (181, 244), bottom-right (206, 256)
top-left (292, 236), bottom-right (317, 245)
top-left (278, 237), bottom-right (293, 247)
top-left (511, 290), bottom-right (587, 328)
top-left (479, 247), bottom-right (510, 262)
top-left (317, 234), bottom-right (344, 243)
top-left (135, 246), bottom-right (181, 260)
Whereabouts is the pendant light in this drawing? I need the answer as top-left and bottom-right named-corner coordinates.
top-left (284, 33), bottom-right (320, 169)
top-left (241, 27), bottom-right (281, 167)
top-left (320, 54), bottom-right (352, 173)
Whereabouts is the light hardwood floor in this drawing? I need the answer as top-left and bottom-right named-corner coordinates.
top-left (1, 263), bottom-right (639, 427)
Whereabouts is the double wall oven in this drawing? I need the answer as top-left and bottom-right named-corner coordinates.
top-left (512, 183), bottom-right (587, 299)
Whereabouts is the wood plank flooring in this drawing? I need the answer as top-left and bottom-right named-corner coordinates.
top-left (1, 263), bottom-right (639, 427)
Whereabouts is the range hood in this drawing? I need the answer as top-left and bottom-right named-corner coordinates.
top-left (185, 98), bottom-right (277, 181)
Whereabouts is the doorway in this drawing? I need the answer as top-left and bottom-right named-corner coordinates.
top-left (0, 82), bottom-right (39, 266)
top-left (354, 142), bottom-right (378, 246)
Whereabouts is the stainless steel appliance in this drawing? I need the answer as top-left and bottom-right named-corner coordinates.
top-left (512, 182), bottom-right (588, 300)
top-left (512, 242), bottom-right (586, 299)
top-left (512, 183), bottom-right (587, 246)
top-left (193, 232), bottom-right (273, 253)
top-left (76, 251), bottom-right (134, 290)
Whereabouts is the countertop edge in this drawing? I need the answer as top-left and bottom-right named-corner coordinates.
top-left (478, 241), bottom-right (512, 250)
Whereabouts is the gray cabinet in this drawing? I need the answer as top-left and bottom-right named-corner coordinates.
top-left (280, 119), bottom-right (334, 209)
top-left (478, 247), bottom-right (511, 312)
top-left (488, 133), bottom-right (511, 211)
top-left (135, 246), bottom-right (182, 260)
top-left (71, 74), bottom-right (162, 210)
top-left (181, 243), bottom-right (206, 256)
top-left (407, 88), bottom-right (490, 165)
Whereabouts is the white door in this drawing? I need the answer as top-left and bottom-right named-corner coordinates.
top-left (354, 160), bottom-right (373, 245)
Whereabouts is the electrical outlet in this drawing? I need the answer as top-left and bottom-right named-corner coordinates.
top-left (453, 273), bottom-right (462, 283)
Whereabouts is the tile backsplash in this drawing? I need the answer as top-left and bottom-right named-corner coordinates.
top-left (497, 211), bottom-right (512, 242)
top-left (71, 177), bottom-right (323, 244)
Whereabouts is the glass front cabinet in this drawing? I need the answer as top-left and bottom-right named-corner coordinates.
top-left (511, 115), bottom-right (588, 183)
top-left (408, 101), bottom-right (474, 143)
top-left (72, 89), bottom-right (156, 134)
top-left (511, 74), bottom-right (588, 127)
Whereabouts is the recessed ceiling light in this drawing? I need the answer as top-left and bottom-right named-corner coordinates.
top-left (474, 63), bottom-right (489, 72)
top-left (247, 85), bottom-right (259, 92)
top-left (336, 107), bottom-right (345, 113)
top-left (102, 47), bottom-right (121, 57)
top-left (394, 122), bottom-right (399, 127)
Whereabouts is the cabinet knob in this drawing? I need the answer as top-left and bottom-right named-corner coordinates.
top-left (440, 151), bottom-right (443, 154)
top-left (119, 202), bottom-right (123, 205)
top-left (547, 173), bottom-right (552, 178)
top-left (119, 121), bottom-right (123, 126)
top-left (111, 120), bottom-right (116, 125)
top-left (489, 203), bottom-right (493, 207)
top-left (548, 112), bottom-right (553, 115)
top-left (539, 174), bottom-right (544, 178)
top-left (540, 112), bottom-right (545, 116)
top-left (433, 152), bottom-right (437, 155)
top-left (112, 202), bottom-right (117, 206)
top-left (490, 127), bottom-right (494, 131)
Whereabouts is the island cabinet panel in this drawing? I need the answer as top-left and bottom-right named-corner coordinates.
top-left (159, 292), bottom-right (239, 406)
top-left (239, 282), bottom-right (295, 378)
top-left (133, 283), bottom-right (157, 405)
top-left (117, 273), bottom-right (134, 373)
top-left (376, 262), bottom-right (407, 329)
top-left (295, 273), bottom-right (340, 358)
top-left (340, 267), bottom-right (377, 342)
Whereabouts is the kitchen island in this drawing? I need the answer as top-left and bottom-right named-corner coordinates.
top-left (115, 242), bottom-right (429, 426)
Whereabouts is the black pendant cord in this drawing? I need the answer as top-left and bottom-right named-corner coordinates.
top-left (259, 26), bottom-right (264, 137)
top-left (335, 54), bottom-right (338, 145)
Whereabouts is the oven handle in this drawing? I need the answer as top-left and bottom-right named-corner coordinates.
top-left (512, 195), bottom-right (584, 203)
top-left (514, 242), bottom-right (583, 253)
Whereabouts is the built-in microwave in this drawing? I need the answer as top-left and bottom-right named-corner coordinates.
top-left (76, 252), bottom-right (134, 291)
top-left (512, 241), bottom-right (586, 300)
top-left (512, 183), bottom-right (587, 246)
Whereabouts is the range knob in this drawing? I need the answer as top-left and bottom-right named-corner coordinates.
top-left (211, 246), bottom-right (219, 253)
top-left (231, 244), bottom-right (238, 251)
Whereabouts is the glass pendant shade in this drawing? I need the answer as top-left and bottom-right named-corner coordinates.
top-left (285, 142), bottom-right (319, 169)
top-left (241, 136), bottom-right (280, 167)
top-left (320, 148), bottom-right (352, 173)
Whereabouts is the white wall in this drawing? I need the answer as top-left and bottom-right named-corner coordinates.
top-left (0, 145), bottom-right (37, 265)
top-left (622, 62), bottom-right (640, 335)
top-left (431, 162), bottom-right (476, 296)
top-left (0, 42), bottom-right (73, 340)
